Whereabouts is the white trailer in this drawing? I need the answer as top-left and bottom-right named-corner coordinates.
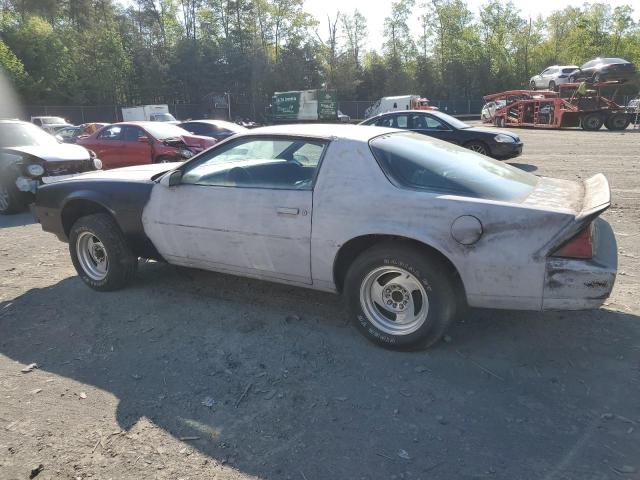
top-left (121, 105), bottom-right (177, 123)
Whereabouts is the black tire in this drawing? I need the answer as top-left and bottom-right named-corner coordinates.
top-left (548, 80), bottom-right (556, 91)
top-left (605, 113), bottom-right (631, 131)
top-left (593, 72), bottom-right (600, 83)
top-left (464, 141), bottom-right (489, 156)
top-left (581, 113), bottom-right (604, 131)
top-left (344, 242), bottom-right (457, 350)
top-left (0, 168), bottom-right (27, 215)
top-left (69, 213), bottom-right (137, 291)
top-left (529, 81), bottom-right (536, 90)
top-left (569, 75), bottom-right (576, 83)
top-left (154, 155), bottom-right (174, 164)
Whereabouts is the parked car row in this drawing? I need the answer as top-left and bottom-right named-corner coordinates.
top-left (529, 57), bottom-right (637, 91)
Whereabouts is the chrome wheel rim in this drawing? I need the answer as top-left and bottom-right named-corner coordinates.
top-left (468, 144), bottom-right (486, 155)
top-left (360, 266), bottom-right (429, 336)
top-left (76, 232), bottom-right (109, 281)
top-left (0, 184), bottom-right (9, 211)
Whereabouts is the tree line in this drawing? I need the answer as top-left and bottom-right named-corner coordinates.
top-left (1, 0), bottom-right (639, 115)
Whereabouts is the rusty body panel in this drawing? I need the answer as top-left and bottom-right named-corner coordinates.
top-left (137, 124), bottom-right (617, 312)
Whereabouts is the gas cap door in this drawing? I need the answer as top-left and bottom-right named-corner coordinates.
top-left (451, 215), bottom-right (483, 245)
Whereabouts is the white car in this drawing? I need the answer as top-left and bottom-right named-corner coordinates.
top-left (31, 116), bottom-right (73, 134)
top-left (480, 100), bottom-right (506, 122)
top-left (32, 125), bottom-right (618, 350)
top-left (529, 65), bottom-right (579, 91)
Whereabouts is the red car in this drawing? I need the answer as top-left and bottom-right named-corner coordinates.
top-left (77, 122), bottom-right (216, 170)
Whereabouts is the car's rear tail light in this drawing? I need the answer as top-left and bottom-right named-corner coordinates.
top-left (552, 224), bottom-right (593, 259)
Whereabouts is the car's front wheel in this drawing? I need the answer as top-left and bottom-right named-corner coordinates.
top-left (0, 170), bottom-right (26, 215)
top-left (344, 243), bottom-right (457, 350)
top-left (69, 214), bottom-right (137, 291)
top-left (464, 141), bottom-right (489, 156)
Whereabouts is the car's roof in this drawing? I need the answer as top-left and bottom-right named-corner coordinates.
top-left (247, 123), bottom-right (396, 141)
top-left (180, 119), bottom-right (248, 130)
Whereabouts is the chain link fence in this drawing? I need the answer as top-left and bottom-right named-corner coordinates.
top-left (22, 95), bottom-right (636, 125)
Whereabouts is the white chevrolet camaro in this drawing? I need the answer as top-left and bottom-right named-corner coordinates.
top-left (33, 124), bottom-right (617, 349)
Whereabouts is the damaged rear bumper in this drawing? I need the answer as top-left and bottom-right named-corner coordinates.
top-left (542, 218), bottom-right (617, 310)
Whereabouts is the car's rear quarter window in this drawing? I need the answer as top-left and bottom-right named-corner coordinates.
top-left (369, 132), bottom-right (538, 202)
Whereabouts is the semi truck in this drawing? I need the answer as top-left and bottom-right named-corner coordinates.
top-left (121, 105), bottom-right (178, 123)
top-left (364, 95), bottom-right (436, 119)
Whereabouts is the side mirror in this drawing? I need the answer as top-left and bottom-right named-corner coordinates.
top-left (160, 170), bottom-right (182, 187)
top-left (55, 135), bottom-right (63, 143)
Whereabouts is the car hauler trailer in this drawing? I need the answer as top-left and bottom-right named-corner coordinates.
top-left (485, 81), bottom-right (632, 131)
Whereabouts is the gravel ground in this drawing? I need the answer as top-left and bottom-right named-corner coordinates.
top-left (1, 125), bottom-right (639, 480)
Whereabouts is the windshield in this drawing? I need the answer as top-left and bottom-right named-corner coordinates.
top-left (41, 117), bottom-right (67, 124)
top-left (0, 122), bottom-right (60, 147)
top-left (370, 132), bottom-right (538, 202)
top-left (143, 123), bottom-right (190, 139)
top-left (425, 110), bottom-right (470, 129)
top-left (150, 113), bottom-right (177, 122)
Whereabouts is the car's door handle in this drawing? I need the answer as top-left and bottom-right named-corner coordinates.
top-left (276, 207), bottom-right (299, 216)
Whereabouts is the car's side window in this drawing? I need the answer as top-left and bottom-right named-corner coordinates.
top-left (395, 115), bottom-right (409, 128)
top-left (123, 126), bottom-right (145, 142)
top-left (375, 116), bottom-right (394, 127)
top-left (180, 137), bottom-right (328, 190)
top-left (183, 123), bottom-right (210, 136)
top-left (98, 126), bottom-right (123, 140)
top-left (410, 114), bottom-right (446, 130)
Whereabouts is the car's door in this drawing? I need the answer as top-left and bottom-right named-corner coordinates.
top-left (142, 136), bottom-right (328, 284)
top-left (92, 125), bottom-right (124, 169)
top-left (121, 125), bottom-right (153, 167)
top-left (408, 113), bottom-right (458, 143)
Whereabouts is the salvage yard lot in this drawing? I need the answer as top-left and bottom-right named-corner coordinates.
top-left (1, 126), bottom-right (639, 480)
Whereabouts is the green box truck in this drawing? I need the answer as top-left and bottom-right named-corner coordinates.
top-left (271, 89), bottom-right (338, 122)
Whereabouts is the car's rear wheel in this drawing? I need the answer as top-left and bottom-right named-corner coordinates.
top-left (344, 243), bottom-right (456, 350)
top-left (605, 113), bottom-right (630, 131)
top-left (569, 75), bottom-right (577, 83)
top-left (581, 113), bottom-right (604, 131)
top-left (464, 141), bottom-right (489, 156)
top-left (0, 170), bottom-right (26, 215)
top-left (69, 213), bottom-right (137, 291)
top-left (548, 80), bottom-right (556, 91)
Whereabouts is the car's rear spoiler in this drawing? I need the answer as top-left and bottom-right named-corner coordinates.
top-left (579, 173), bottom-right (611, 219)
top-left (536, 174), bottom-right (611, 259)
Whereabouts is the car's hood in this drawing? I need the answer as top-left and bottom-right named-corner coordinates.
top-left (2, 144), bottom-right (90, 162)
top-left (64, 162), bottom-right (182, 182)
top-left (464, 126), bottom-right (520, 142)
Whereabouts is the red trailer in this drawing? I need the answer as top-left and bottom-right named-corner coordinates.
top-left (484, 81), bottom-right (632, 131)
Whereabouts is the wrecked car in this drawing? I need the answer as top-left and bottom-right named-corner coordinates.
top-left (0, 120), bottom-right (102, 214)
top-left (32, 125), bottom-right (617, 349)
top-left (77, 122), bottom-right (216, 169)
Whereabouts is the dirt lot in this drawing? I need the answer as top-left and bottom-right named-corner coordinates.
top-left (1, 125), bottom-right (639, 480)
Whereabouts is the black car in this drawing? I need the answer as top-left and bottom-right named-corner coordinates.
top-left (360, 110), bottom-right (523, 159)
top-left (569, 58), bottom-right (637, 83)
top-left (178, 119), bottom-right (248, 141)
top-left (0, 120), bottom-right (102, 214)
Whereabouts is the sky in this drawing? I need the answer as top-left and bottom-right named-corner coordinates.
top-left (304, 0), bottom-right (640, 50)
